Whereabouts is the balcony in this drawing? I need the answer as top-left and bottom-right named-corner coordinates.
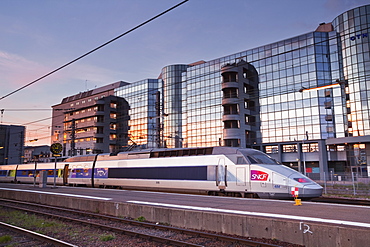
top-left (222, 98), bottom-right (239, 105)
top-left (222, 114), bottom-right (240, 122)
top-left (222, 81), bottom-right (239, 89)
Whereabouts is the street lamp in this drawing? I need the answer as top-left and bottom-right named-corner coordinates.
top-left (302, 131), bottom-right (308, 176)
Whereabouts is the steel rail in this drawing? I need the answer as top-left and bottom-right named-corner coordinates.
top-left (0, 198), bottom-right (279, 247)
top-left (310, 197), bottom-right (370, 206)
top-left (0, 201), bottom-right (203, 247)
top-left (0, 221), bottom-right (78, 247)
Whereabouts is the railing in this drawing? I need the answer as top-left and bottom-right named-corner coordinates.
top-left (312, 172), bottom-right (370, 197)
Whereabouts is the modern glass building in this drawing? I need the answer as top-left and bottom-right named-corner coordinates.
top-left (115, 79), bottom-right (162, 149)
top-left (115, 5), bottom-right (370, 180)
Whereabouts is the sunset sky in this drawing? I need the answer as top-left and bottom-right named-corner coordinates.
top-left (0, 0), bottom-right (368, 145)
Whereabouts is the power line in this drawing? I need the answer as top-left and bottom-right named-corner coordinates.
top-left (0, 109), bottom-right (51, 111)
top-left (0, 0), bottom-right (189, 102)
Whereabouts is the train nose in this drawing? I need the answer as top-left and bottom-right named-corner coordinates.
top-left (302, 184), bottom-right (323, 198)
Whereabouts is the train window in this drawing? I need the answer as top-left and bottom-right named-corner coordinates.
top-left (246, 154), bottom-right (278, 165)
top-left (48, 170), bottom-right (54, 175)
top-left (237, 157), bottom-right (247, 164)
top-left (22, 171), bottom-right (27, 175)
top-left (246, 156), bottom-right (259, 164)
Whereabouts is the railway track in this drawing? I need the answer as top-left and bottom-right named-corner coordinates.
top-left (0, 221), bottom-right (77, 246)
top-left (310, 197), bottom-right (370, 206)
top-left (0, 198), bottom-right (282, 247)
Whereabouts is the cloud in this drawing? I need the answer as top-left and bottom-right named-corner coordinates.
top-left (0, 50), bottom-right (50, 89)
top-left (324, 0), bottom-right (369, 12)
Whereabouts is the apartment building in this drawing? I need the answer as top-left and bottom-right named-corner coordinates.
top-left (51, 81), bottom-right (130, 156)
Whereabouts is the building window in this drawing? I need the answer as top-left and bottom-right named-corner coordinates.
top-left (222, 72), bottom-right (238, 82)
top-left (224, 139), bottom-right (240, 147)
top-left (223, 104), bottom-right (238, 115)
top-left (302, 143), bottom-right (318, 152)
top-left (224, 120), bottom-right (239, 129)
top-left (223, 88), bottom-right (238, 98)
top-left (283, 144), bottom-right (297, 153)
top-left (245, 115), bottom-right (256, 125)
top-left (265, 145), bottom-right (278, 154)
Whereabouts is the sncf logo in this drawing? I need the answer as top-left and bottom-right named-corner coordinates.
top-left (251, 170), bottom-right (269, 181)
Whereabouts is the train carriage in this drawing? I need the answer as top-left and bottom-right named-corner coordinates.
top-left (0, 147), bottom-right (323, 199)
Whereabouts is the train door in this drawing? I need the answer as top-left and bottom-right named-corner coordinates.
top-left (63, 164), bottom-right (69, 185)
top-left (236, 167), bottom-right (246, 186)
top-left (236, 156), bottom-right (250, 188)
top-left (216, 158), bottom-right (227, 189)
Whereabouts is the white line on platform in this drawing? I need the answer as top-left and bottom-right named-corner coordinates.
top-left (127, 200), bottom-right (370, 228)
top-left (0, 188), bottom-right (112, 200)
top-left (126, 190), bottom-right (370, 208)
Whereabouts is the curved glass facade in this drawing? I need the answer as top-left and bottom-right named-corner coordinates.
top-left (332, 5), bottom-right (370, 137)
top-left (161, 65), bottom-right (188, 148)
top-left (115, 5), bottom-right (370, 179)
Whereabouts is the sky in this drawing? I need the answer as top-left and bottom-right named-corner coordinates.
top-left (0, 0), bottom-right (369, 146)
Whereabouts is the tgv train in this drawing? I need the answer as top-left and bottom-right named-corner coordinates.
top-left (0, 147), bottom-right (323, 199)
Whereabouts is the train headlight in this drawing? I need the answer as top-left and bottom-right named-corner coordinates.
top-left (294, 178), bottom-right (310, 183)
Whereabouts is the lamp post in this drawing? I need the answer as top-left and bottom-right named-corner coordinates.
top-left (302, 131), bottom-right (308, 176)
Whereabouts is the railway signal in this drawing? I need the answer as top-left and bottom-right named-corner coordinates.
top-left (292, 187), bottom-right (302, 206)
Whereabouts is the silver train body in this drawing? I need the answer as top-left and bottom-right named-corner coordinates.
top-left (0, 147), bottom-right (323, 199)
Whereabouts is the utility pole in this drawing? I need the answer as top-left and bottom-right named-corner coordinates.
top-left (155, 91), bottom-right (161, 147)
top-left (303, 131), bottom-right (308, 176)
top-left (70, 119), bottom-right (76, 156)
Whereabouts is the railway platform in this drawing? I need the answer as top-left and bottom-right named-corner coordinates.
top-left (0, 183), bottom-right (369, 247)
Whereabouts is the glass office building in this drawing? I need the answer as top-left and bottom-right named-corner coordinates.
top-left (115, 5), bottom-right (370, 179)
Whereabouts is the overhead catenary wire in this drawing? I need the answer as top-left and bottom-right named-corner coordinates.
top-left (0, 0), bottom-right (189, 102)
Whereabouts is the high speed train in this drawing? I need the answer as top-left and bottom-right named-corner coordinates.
top-left (0, 146), bottom-right (323, 199)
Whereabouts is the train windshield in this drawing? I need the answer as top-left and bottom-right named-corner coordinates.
top-left (239, 150), bottom-right (279, 165)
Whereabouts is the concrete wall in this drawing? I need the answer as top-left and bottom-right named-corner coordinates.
top-left (0, 190), bottom-right (368, 247)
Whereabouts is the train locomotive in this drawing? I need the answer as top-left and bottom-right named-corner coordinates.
top-left (0, 147), bottom-right (323, 199)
